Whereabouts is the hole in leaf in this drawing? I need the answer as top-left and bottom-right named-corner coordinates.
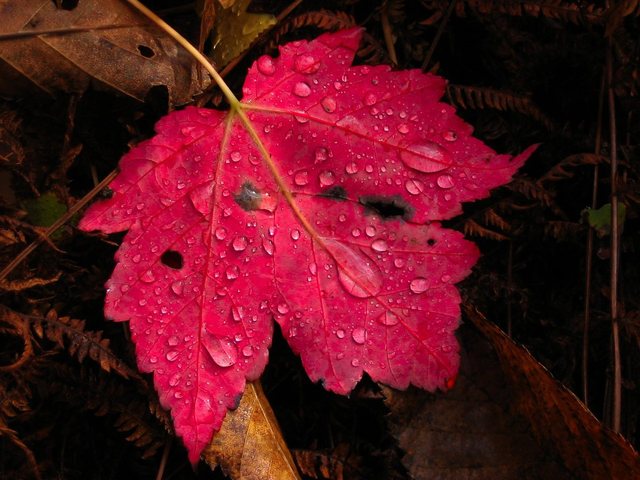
top-left (427, 238), bottom-right (436, 246)
top-left (161, 250), bottom-right (183, 269)
top-left (359, 195), bottom-right (413, 220)
top-left (234, 181), bottom-right (261, 211)
top-left (320, 186), bottom-right (347, 201)
top-left (54, 0), bottom-right (79, 10)
top-left (137, 45), bottom-right (155, 58)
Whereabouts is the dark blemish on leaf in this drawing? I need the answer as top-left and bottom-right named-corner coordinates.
top-left (99, 187), bottom-right (114, 199)
top-left (427, 238), bottom-right (436, 246)
top-left (231, 392), bottom-right (243, 410)
top-left (234, 181), bottom-right (261, 211)
top-left (359, 195), bottom-right (414, 221)
top-left (137, 45), bottom-right (155, 58)
top-left (320, 186), bottom-right (347, 201)
top-left (161, 250), bottom-right (183, 269)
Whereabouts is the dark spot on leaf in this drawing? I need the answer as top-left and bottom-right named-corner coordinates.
top-left (359, 195), bottom-right (413, 220)
top-left (99, 187), bottom-right (114, 199)
top-left (161, 250), bottom-right (183, 269)
top-left (427, 238), bottom-right (436, 246)
top-left (320, 186), bottom-right (347, 201)
top-left (234, 181), bottom-right (261, 211)
top-left (137, 45), bottom-right (155, 58)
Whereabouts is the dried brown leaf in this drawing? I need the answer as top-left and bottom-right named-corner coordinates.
top-left (0, 0), bottom-right (210, 104)
top-left (465, 306), bottom-right (640, 479)
top-left (203, 381), bottom-right (300, 480)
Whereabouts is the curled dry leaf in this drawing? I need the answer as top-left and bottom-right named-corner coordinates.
top-left (80, 29), bottom-right (534, 463)
top-left (203, 381), bottom-right (300, 480)
top-left (0, 0), bottom-right (209, 104)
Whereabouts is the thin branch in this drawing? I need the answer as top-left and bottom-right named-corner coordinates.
top-left (582, 67), bottom-right (606, 407)
top-left (422, 0), bottom-right (457, 71)
top-left (606, 40), bottom-right (621, 433)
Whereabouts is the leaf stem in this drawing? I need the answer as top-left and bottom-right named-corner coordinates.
top-left (126, 0), bottom-right (240, 109)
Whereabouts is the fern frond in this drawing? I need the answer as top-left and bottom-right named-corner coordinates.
top-left (424, 0), bottom-right (607, 25)
top-left (41, 363), bottom-right (167, 459)
top-left (544, 220), bottom-right (584, 240)
top-left (266, 10), bottom-right (387, 64)
top-left (463, 219), bottom-right (509, 240)
top-left (538, 153), bottom-right (605, 184)
top-left (27, 308), bottom-right (140, 380)
top-left (482, 208), bottom-right (512, 231)
top-left (447, 84), bottom-right (555, 130)
top-left (0, 419), bottom-right (41, 480)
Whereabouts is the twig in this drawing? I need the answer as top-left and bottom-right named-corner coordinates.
top-left (155, 437), bottom-right (172, 480)
top-left (381, 1), bottom-right (398, 66)
top-left (582, 67), bottom-right (605, 407)
top-left (0, 170), bottom-right (117, 283)
top-left (606, 40), bottom-right (621, 433)
top-left (422, 0), bottom-right (457, 71)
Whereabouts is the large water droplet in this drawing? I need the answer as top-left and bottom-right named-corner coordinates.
top-left (442, 130), bottom-right (458, 142)
top-left (294, 171), bottom-right (309, 186)
top-left (291, 230), bottom-right (300, 241)
top-left (364, 93), bottom-right (377, 106)
top-left (321, 97), bottom-right (337, 113)
top-left (410, 277), bottom-right (429, 294)
top-left (397, 123), bottom-right (410, 134)
top-left (257, 56), bottom-right (275, 75)
top-left (293, 82), bottom-right (311, 97)
top-left (215, 227), bottom-right (227, 240)
top-left (242, 345), bottom-right (253, 357)
top-left (319, 171), bottom-right (335, 186)
top-left (314, 147), bottom-right (329, 163)
top-left (277, 303), bottom-right (290, 314)
top-left (232, 236), bottom-right (248, 251)
top-left (436, 174), bottom-right (454, 189)
top-left (365, 226), bottom-right (376, 237)
top-left (352, 328), bottom-right (366, 344)
top-left (379, 310), bottom-right (399, 326)
top-left (231, 306), bottom-right (244, 322)
top-left (205, 338), bottom-right (237, 368)
top-left (171, 280), bottom-right (184, 295)
top-left (400, 142), bottom-right (451, 173)
top-left (166, 350), bottom-right (179, 362)
top-left (294, 55), bottom-right (320, 74)
top-left (405, 178), bottom-right (425, 195)
top-left (324, 238), bottom-right (383, 298)
top-left (226, 265), bottom-right (239, 280)
top-left (141, 270), bottom-right (155, 283)
top-left (262, 238), bottom-right (275, 256)
top-left (345, 162), bottom-right (359, 174)
top-left (371, 239), bottom-right (389, 252)
top-left (336, 329), bottom-right (345, 339)
top-left (169, 373), bottom-right (181, 387)
top-left (168, 335), bottom-right (180, 346)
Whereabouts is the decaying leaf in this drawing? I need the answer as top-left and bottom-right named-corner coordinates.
top-left (212, 0), bottom-right (277, 67)
top-left (465, 306), bottom-right (640, 480)
top-left (385, 324), bottom-right (571, 479)
top-left (0, 0), bottom-right (210, 104)
top-left (203, 381), bottom-right (300, 480)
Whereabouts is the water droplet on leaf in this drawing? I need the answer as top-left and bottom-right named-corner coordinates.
top-left (257, 56), bottom-right (275, 75)
top-left (400, 142), bottom-right (451, 173)
top-left (293, 82), bottom-right (311, 97)
top-left (410, 277), bottom-right (429, 293)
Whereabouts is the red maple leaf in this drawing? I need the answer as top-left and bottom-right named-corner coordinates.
top-left (80, 28), bottom-right (535, 463)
